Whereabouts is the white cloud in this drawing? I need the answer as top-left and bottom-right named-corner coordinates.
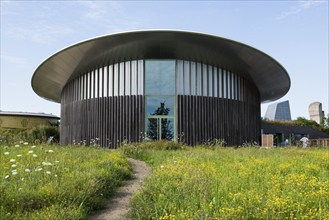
top-left (276, 0), bottom-right (325, 20)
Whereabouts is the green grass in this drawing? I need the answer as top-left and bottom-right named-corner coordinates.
top-left (0, 143), bottom-right (132, 220)
top-left (120, 143), bottom-right (329, 219)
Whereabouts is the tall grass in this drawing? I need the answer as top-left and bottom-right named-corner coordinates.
top-left (0, 143), bottom-right (132, 219)
top-left (126, 145), bottom-right (329, 219)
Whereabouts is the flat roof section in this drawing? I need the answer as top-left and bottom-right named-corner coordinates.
top-left (0, 111), bottom-right (60, 119)
top-left (32, 30), bottom-right (290, 103)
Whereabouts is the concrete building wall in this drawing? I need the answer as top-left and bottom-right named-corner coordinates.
top-left (0, 114), bottom-right (59, 130)
top-left (309, 102), bottom-right (323, 124)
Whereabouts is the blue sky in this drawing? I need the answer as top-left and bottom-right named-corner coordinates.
top-left (1, 0), bottom-right (328, 120)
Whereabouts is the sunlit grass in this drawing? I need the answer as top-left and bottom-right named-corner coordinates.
top-left (123, 144), bottom-right (329, 219)
top-left (0, 143), bottom-right (132, 219)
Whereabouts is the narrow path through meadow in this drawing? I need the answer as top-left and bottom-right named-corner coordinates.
top-left (88, 158), bottom-right (151, 220)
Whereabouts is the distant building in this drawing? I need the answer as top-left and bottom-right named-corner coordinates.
top-left (309, 102), bottom-right (324, 124)
top-left (0, 111), bottom-right (59, 130)
top-left (265, 100), bottom-right (291, 121)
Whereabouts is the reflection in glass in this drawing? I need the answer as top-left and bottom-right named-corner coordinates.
top-left (161, 118), bottom-right (174, 140)
top-left (146, 118), bottom-right (159, 140)
top-left (146, 96), bottom-right (174, 116)
top-left (146, 118), bottom-right (174, 141)
top-left (145, 60), bottom-right (175, 95)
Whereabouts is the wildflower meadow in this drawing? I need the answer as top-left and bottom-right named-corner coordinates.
top-left (0, 143), bottom-right (132, 219)
top-left (123, 144), bottom-right (329, 219)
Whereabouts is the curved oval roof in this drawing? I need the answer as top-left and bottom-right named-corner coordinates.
top-left (32, 30), bottom-right (290, 103)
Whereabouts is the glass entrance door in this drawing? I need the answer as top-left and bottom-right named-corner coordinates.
top-left (145, 96), bottom-right (175, 141)
top-left (146, 117), bottom-right (174, 141)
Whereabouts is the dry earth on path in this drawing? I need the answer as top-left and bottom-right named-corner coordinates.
top-left (88, 158), bottom-right (151, 220)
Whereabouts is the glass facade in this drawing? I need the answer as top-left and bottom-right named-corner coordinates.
top-left (145, 60), bottom-right (176, 141)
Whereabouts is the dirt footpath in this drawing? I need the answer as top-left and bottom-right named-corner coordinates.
top-left (88, 158), bottom-right (151, 220)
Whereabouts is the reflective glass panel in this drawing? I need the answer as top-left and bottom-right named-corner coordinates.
top-left (145, 60), bottom-right (175, 95)
top-left (176, 60), bottom-right (183, 95)
top-left (131, 61), bottom-right (137, 95)
top-left (161, 118), bottom-right (174, 140)
top-left (196, 63), bottom-right (202, 96)
top-left (77, 77), bottom-right (80, 100)
top-left (125, 61), bottom-right (131, 95)
top-left (223, 70), bottom-right (226, 98)
top-left (119, 62), bottom-right (125, 96)
top-left (232, 74), bottom-right (236, 100)
top-left (190, 62), bottom-right (196, 95)
top-left (137, 60), bottom-right (144, 95)
top-left (184, 61), bottom-right (190, 95)
top-left (146, 118), bottom-right (174, 141)
top-left (86, 73), bottom-right (90, 99)
top-left (146, 96), bottom-right (174, 116)
top-left (226, 71), bottom-right (231, 99)
top-left (98, 68), bottom-right (104, 97)
top-left (208, 65), bottom-right (213, 97)
top-left (146, 118), bottom-right (159, 140)
top-left (214, 67), bottom-right (218, 97)
top-left (237, 76), bottom-right (240, 101)
top-left (108, 65), bottom-right (113, 96)
top-left (114, 64), bottom-right (118, 96)
top-left (91, 70), bottom-right (94, 98)
top-left (104, 66), bottom-right (108, 97)
top-left (95, 69), bottom-right (98, 98)
top-left (202, 64), bottom-right (208, 96)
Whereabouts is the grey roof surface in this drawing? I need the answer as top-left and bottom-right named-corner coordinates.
top-left (32, 30), bottom-right (290, 103)
top-left (262, 123), bottom-right (329, 139)
top-left (0, 111), bottom-right (60, 119)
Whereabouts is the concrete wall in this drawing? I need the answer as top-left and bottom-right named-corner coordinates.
top-left (0, 115), bottom-right (58, 129)
top-left (309, 102), bottom-right (323, 124)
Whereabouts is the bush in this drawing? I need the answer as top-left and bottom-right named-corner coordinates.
top-left (0, 126), bottom-right (59, 145)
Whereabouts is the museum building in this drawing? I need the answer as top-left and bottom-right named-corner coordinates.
top-left (32, 30), bottom-right (290, 147)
